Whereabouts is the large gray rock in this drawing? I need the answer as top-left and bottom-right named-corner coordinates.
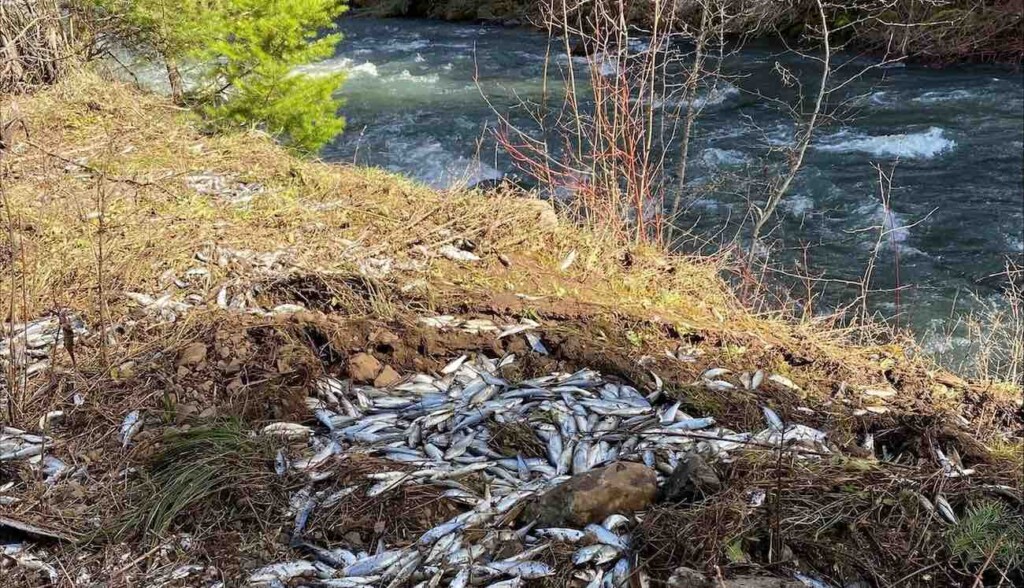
top-left (520, 462), bottom-right (657, 527)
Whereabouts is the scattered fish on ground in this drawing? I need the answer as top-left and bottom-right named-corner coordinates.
top-left (0, 314), bottom-right (88, 377)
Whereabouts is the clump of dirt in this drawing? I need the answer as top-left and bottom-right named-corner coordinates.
top-left (534, 540), bottom-right (583, 588)
top-left (304, 455), bottom-right (465, 548)
top-left (488, 417), bottom-right (547, 459)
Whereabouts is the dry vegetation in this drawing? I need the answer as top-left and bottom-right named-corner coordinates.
top-left (0, 73), bottom-right (1021, 585)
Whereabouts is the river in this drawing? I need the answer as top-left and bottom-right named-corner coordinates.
top-left (315, 17), bottom-right (1023, 355)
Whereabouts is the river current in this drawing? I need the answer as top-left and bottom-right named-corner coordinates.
top-left (315, 18), bottom-right (1023, 353)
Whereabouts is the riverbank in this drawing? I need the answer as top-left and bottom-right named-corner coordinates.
top-left (1, 73), bottom-right (1021, 586)
top-left (351, 0), bottom-right (1024, 65)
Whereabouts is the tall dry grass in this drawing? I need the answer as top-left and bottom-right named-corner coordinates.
top-left (494, 0), bottom-right (697, 245)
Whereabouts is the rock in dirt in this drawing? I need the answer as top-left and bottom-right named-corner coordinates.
top-left (667, 567), bottom-right (803, 588)
top-left (523, 198), bottom-right (558, 231)
top-left (659, 453), bottom-right (722, 503)
top-left (177, 342), bottom-right (207, 367)
top-left (373, 365), bottom-right (402, 388)
top-left (521, 462), bottom-right (656, 527)
top-left (347, 352), bottom-right (382, 383)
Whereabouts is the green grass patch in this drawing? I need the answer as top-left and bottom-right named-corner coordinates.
top-left (118, 420), bottom-right (279, 540)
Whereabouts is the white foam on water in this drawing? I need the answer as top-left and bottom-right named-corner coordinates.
top-left (385, 38), bottom-right (431, 52)
top-left (817, 127), bottom-right (955, 159)
top-left (295, 57), bottom-right (379, 78)
top-left (698, 148), bottom-right (750, 167)
top-left (851, 202), bottom-right (929, 257)
top-left (912, 89), bottom-right (975, 104)
top-left (349, 62), bottom-right (380, 77)
top-left (781, 194), bottom-right (814, 216)
top-left (390, 140), bottom-right (502, 189)
top-left (869, 91), bottom-right (892, 106)
top-left (1006, 235), bottom-right (1024, 253)
top-left (388, 70), bottom-right (440, 84)
top-left (854, 91), bottom-right (895, 108)
top-left (513, 50), bottom-right (543, 62)
top-left (676, 83), bottom-right (740, 109)
top-left (763, 124), bottom-right (795, 147)
top-left (920, 329), bottom-right (970, 355)
top-left (855, 201), bottom-right (911, 244)
top-left (646, 82), bottom-right (740, 111)
top-left (627, 37), bottom-right (650, 53)
top-left (451, 27), bottom-right (488, 37)
top-left (598, 55), bottom-right (619, 77)
top-left (689, 197), bottom-right (728, 212)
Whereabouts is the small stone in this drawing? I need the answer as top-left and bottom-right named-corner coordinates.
top-left (223, 359), bottom-right (242, 375)
top-left (666, 566), bottom-right (712, 588)
top-left (178, 342), bottom-right (207, 367)
top-left (660, 453), bottom-right (722, 503)
top-left (522, 198), bottom-right (558, 231)
top-left (369, 329), bottom-right (400, 347)
top-left (521, 462), bottom-right (657, 527)
top-left (115, 361), bottom-right (136, 379)
top-left (373, 365), bottom-right (402, 388)
top-left (343, 531), bottom-right (363, 547)
top-left (176, 403), bottom-right (199, 423)
top-left (347, 353), bottom-right (382, 383)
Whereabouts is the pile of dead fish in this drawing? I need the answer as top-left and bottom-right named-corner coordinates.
top-left (125, 245), bottom-right (304, 323)
top-left (186, 172), bottom-right (267, 206)
top-left (250, 346), bottom-right (832, 587)
top-left (0, 315), bottom-right (88, 379)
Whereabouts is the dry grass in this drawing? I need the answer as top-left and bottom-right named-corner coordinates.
top-left (635, 452), bottom-right (1024, 585)
top-left (303, 454), bottom-right (466, 547)
top-left (0, 72), bottom-right (857, 358)
top-left (116, 420), bottom-right (281, 541)
top-left (488, 417), bottom-right (548, 459)
top-left (2, 72), bottom-right (738, 323)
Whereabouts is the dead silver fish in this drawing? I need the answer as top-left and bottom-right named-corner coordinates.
top-left (119, 410), bottom-right (142, 447)
top-left (559, 250), bottom-right (577, 271)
